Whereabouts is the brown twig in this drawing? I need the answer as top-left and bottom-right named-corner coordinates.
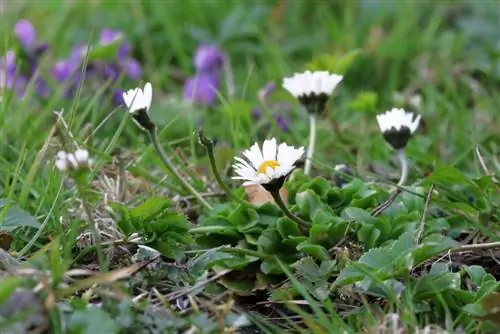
top-left (164, 269), bottom-right (232, 302)
top-left (371, 189), bottom-right (403, 217)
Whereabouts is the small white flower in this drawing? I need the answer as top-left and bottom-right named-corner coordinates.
top-left (123, 82), bottom-right (152, 114)
top-left (55, 148), bottom-right (92, 172)
top-left (376, 108), bottom-right (421, 134)
top-left (232, 138), bottom-right (304, 187)
top-left (282, 70), bottom-right (343, 98)
top-left (55, 151), bottom-right (69, 172)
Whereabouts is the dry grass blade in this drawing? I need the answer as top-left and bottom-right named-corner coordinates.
top-left (416, 184), bottom-right (434, 244)
top-left (475, 145), bottom-right (500, 191)
top-left (56, 257), bottom-right (159, 298)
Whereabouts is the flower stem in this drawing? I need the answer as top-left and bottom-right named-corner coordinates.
top-left (76, 181), bottom-right (107, 272)
top-left (199, 131), bottom-right (250, 207)
top-left (223, 53), bottom-right (235, 98)
top-left (396, 149), bottom-right (409, 187)
top-left (269, 189), bottom-right (311, 229)
top-left (304, 114), bottom-right (317, 175)
top-left (148, 130), bottom-right (213, 211)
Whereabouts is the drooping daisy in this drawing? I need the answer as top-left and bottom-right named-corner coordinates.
top-left (55, 149), bottom-right (92, 172)
top-left (232, 138), bottom-right (304, 192)
top-left (282, 70), bottom-right (343, 115)
top-left (123, 82), bottom-right (155, 131)
top-left (376, 108), bottom-right (421, 150)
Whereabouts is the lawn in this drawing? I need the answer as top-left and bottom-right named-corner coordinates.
top-left (1, 0), bottom-right (500, 333)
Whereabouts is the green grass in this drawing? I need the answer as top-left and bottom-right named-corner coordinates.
top-left (1, 0), bottom-right (500, 333)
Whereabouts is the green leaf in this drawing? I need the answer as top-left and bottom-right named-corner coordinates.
top-left (87, 42), bottom-right (121, 61)
top-left (257, 228), bottom-right (281, 254)
top-left (412, 234), bottom-right (460, 265)
top-left (466, 265), bottom-right (488, 285)
top-left (422, 166), bottom-right (482, 198)
top-left (297, 243), bottom-right (331, 261)
top-left (261, 259), bottom-right (283, 274)
top-left (277, 218), bottom-right (301, 239)
top-left (412, 272), bottom-right (461, 300)
top-left (70, 307), bottom-right (119, 334)
top-left (347, 91), bottom-right (378, 113)
top-left (0, 199), bottom-right (41, 231)
top-left (295, 190), bottom-right (323, 219)
top-left (306, 177), bottom-right (331, 197)
top-left (129, 197), bottom-right (173, 223)
top-left (357, 225), bottom-right (380, 249)
top-left (343, 207), bottom-right (377, 224)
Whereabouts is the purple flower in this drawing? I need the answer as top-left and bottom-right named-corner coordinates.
top-left (274, 114), bottom-right (290, 132)
top-left (194, 44), bottom-right (225, 73)
top-left (51, 59), bottom-right (77, 82)
top-left (113, 89), bottom-right (125, 106)
top-left (14, 19), bottom-right (36, 50)
top-left (1, 51), bottom-right (16, 73)
top-left (251, 108), bottom-right (262, 120)
top-left (183, 72), bottom-right (220, 105)
top-left (99, 29), bottom-right (131, 60)
top-left (258, 81), bottom-right (276, 105)
top-left (120, 58), bottom-right (142, 80)
top-left (34, 77), bottom-right (50, 97)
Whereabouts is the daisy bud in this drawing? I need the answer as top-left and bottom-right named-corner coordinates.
top-left (123, 82), bottom-right (155, 132)
top-left (282, 70), bottom-right (343, 116)
top-left (376, 108), bottom-right (421, 150)
top-left (55, 149), bottom-right (92, 172)
top-left (232, 138), bottom-right (305, 193)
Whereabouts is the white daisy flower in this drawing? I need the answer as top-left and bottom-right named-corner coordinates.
top-left (376, 108), bottom-right (421, 150)
top-left (123, 82), bottom-right (152, 113)
top-left (123, 82), bottom-right (155, 131)
top-left (55, 149), bottom-right (92, 172)
top-left (232, 138), bottom-right (304, 191)
top-left (282, 71), bottom-right (343, 115)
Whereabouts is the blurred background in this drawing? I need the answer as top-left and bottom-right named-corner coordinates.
top-left (1, 0), bottom-right (499, 173)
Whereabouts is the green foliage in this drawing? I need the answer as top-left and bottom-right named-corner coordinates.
top-left (111, 197), bottom-right (193, 260)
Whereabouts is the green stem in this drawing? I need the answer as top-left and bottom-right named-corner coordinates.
top-left (201, 134), bottom-right (250, 207)
top-left (76, 181), bottom-right (107, 272)
top-left (269, 189), bottom-right (311, 229)
top-left (304, 114), bottom-right (317, 175)
top-left (396, 149), bottom-right (409, 187)
top-left (148, 130), bottom-right (213, 211)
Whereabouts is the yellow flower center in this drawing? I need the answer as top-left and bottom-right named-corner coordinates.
top-left (257, 160), bottom-right (280, 174)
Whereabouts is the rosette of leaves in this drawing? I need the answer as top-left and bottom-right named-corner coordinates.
top-left (190, 170), bottom-right (405, 295)
top-left (110, 197), bottom-right (193, 261)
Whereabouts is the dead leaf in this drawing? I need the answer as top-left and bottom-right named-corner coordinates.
top-left (244, 184), bottom-right (288, 206)
top-left (0, 232), bottom-right (13, 251)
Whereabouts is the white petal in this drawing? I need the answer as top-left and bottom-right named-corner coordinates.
top-left (262, 138), bottom-right (277, 161)
top-left (66, 154), bottom-right (78, 168)
top-left (410, 114), bottom-right (421, 133)
top-left (57, 151), bottom-right (68, 160)
top-left (242, 143), bottom-right (264, 169)
top-left (143, 82), bottom-right (153, 110)
top-left (74, 149), bottom-right (89, 163)
top-left (55, 159), bottom-right (68, 172)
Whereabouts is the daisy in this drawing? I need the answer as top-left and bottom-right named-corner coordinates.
top-left (55, 149), bottom-right (92, 172)
top-left (376, 108), bottom-right (421, 150)
top-left (282, 70), bottom-right (343, 115)
top-left (232, 138), bottom-right (304, 192)
top-left (123, 82), bottom-right (155, 131)
top-left (282, 70), bottom-right (343, 176)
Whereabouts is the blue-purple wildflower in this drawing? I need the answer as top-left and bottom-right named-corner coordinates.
top-left (184, 44), bottom-right (226, 105)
